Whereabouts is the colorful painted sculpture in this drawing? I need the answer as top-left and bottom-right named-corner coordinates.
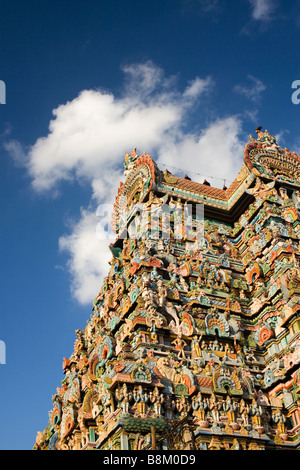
top-left (35, 129), bottom-right (300, 450)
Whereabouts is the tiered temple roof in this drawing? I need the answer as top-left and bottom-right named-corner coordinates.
top-left (35, 128), bottom-right (300, 450)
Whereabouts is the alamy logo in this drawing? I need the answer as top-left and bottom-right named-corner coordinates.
top-left (292, 80), bottom-right (300, 105)
top-left (0, 80), bottom-right (6, 104)
top-left (96, 199), bottom-right (205, 244)
top-left (0, 340), bottom-right (6, 364)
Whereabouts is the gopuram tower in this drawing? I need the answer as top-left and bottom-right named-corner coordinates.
top-left (35, 128), bottom-right (300, 450)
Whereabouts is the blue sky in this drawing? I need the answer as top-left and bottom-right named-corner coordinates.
top-left (1, 0), bottom-right (300, 449)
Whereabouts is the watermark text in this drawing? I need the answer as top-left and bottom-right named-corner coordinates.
top-left (292, 80), bottom-right (300, 105)
top-left (96, 199), bottom-right (204, 245)
top-left (0, 80), bottom-right (6, 104)
top-left (0, 340), bottom-right (6, 364)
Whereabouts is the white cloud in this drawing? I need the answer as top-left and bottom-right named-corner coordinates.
top-left (183, 76), bottom-right (213, 99)
top-left (248, 0), bottom-right (278, 22)
top-left (58, 208), bottom-right (112, 305)
top-left (234, 75), bottom-right (266, 103)
top-left (3, 139), bottom-right (28, 167)
top-left (156, 116), bottom-right (245, 185)
top-left (6, 61), bottom-right (247, 305)
top-left (27, 87), bottom-right (181, 196)
top-left (15, 62), bottom-right (215, 202)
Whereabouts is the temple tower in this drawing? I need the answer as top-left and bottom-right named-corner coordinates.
top-left (35, 129), bottom-right (300, 450)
